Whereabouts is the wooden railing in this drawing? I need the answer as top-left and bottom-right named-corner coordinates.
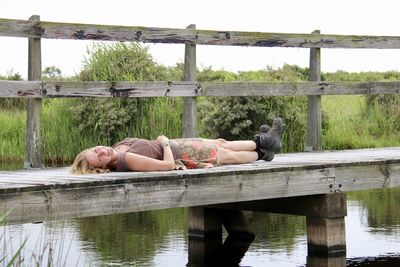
top-left (1, 16), bottom-right (400, 167)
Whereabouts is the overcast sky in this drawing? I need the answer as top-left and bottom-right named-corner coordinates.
top-left (1, 0), bottom-right (400, 78)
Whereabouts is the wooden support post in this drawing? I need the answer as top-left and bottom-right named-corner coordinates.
top-left (306, 30), bottom-right (322, 152)
top-left (187, 207), bottom-right (222, 267)
top-left (187, 208), bottom-right (254, 266)
top-left (306, 217), bottom-right (346, 255)
top-left (24, 15), bottom-right (43, 169)
top-left (307, 254), bottom-right (347, 267)
top-left (305, 193), bottom-right (346, 256)
top-left (211, 193), bottom-right (347, 256)
top-left (182, 24), bottom-right (198, 138)
top-left (210, 193), bottom-right (347, 219)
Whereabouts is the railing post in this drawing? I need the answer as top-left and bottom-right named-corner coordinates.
top-left (305, 30), bottom-right (322, 151)
top-left (182, 24), bottom-right (198, 138)
top-left (24, 15), bottom-right (43, 169)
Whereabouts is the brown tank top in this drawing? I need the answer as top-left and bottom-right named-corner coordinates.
top-left (111, 138), bottom-right (178, 171)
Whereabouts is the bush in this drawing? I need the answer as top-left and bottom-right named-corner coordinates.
top-left (71, 42), bottom-right (183, 144)
top-left (198, 64), bottom-right (309, 152)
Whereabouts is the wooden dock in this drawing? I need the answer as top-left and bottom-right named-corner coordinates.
top-left (2, 147), bottom-right (399, 266)
top-left (1, 147), bottom-right (399, 224)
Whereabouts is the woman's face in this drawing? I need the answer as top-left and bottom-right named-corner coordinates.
top-left (85, 146), bottom-right (116, 168)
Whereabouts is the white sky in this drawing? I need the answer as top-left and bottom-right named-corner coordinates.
top-left (1, 0), bottom-right (400, 78)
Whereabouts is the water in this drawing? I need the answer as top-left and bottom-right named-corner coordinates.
top-left (1, 169), bottom-right (399, 266)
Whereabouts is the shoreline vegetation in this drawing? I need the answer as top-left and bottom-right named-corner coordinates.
top-left (1, 42), bottom-right (400, 167)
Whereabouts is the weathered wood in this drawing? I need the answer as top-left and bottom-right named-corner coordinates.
top-left (335, 164), bottom-right (400, 191)
top-left (211, 193), bottom-right (347, 218)
top-left (306, 30), bottom-right (322, 152)
top-left (307, 217), bottom-right (346, 255)
top-left (2, 80), bottom-right (400, 98)
top-left (187, 208), bottom-right (254, 266)
top-left (201, 81), bottom-right (400, 96)
top-left (3, 18), bottom-right (400, 49)
top-left (188, 207), bottom-right (222, 266)
top-left (25, 15), bottom-right (42, 169)
top-left (42, 81), bottom-right (200, 97)
top-left (183, 24), bottom-right (198, 138)
top-left (307, 254), bottom-right (346, 267)
top-left (0, 81), bottom-right (41, 97)
top-left (0, 148), bottom-right (400, 224)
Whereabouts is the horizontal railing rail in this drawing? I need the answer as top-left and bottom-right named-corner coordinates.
top-left (2, 18), bottom-right (400, 49)
top-left (1, 80), bottom-right (400, 98)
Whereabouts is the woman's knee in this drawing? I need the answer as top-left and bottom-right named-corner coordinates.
top-left (216, 138), bottom-right (228, 147)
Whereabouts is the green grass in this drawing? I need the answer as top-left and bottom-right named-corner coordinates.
top-left (0, 110), bottom-right (25, 162)
top-left (0, 97), bottom-right (185, 165)
top-left (322, 95), bottom-right (400, 149)
top-left (42, 99), bottom-right (94, 164)
top-left (2, 95), bottom-right (400, 165)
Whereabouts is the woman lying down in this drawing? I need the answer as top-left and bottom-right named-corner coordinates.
top-left (70, 118), bottom-right (283, 174)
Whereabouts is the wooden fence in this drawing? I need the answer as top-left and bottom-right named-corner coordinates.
top-left (1, 16), bottom-right (400, 167)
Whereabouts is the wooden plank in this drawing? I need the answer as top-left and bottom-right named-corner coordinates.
top-left (212, 193), bottom-right (347, 218)
top-left (0, 167), bottom-right (336, 224)
top-left (182, 24), bottom-right (198, 138)
top-left (306, 30), bottom-right (322, 151)
top-left (335, 163), bottom-right (400, 192)
top-left (2, 80), bottom-right (400, 98)
top-left (0, 148), bottom-right (399, 224)
top-left (41, 81), bottom-right (200, 97)
top-left (0, 81), bottom-right (41, 97)
top-left (25, 15), bottom-right (43, 169)
top-left (3, 18), bottom-right (400, 49)
top-left (0, 18), bottom-right (40, 38)
top-left (200, 81), bottom-right (400, 96)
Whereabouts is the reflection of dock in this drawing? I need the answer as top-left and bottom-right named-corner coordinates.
top-left (1, 148), bottom-right (400, 266)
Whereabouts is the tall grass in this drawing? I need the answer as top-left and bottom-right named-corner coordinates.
top-left (42, 99), bottom-right (94, 164)
top-left (0, 110), bottom-right (25, 162)
top-left (0, 97), bottom-right (184, 165)
top-left (322, 95), bottom-right (400, 149)
top-left (2, 59), bottom-right (400, 165)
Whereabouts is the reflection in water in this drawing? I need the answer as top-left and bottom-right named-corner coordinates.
top-left (76, 209), bottom-right (187, 266)
top-left (347, 255), bottom-right (400, 266)
top-left (0, 187), bottom-right (399, 266)
top-left (187, 233), bottom-right (254, 267)
top-left (307, 254), bottom-right (347, 267)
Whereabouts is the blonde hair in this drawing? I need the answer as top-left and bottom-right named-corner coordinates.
top-left (70, 148), bottom-right (110, 174)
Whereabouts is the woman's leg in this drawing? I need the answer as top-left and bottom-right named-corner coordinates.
top-left (218, 147), bottom-right (258, 164)
top-left (203, 138), bottom-right (256, 151)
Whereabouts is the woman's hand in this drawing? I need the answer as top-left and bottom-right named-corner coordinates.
top-left (157, 135), bottom-right (169, 143)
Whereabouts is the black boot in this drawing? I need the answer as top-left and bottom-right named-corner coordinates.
top-left (259, 118), bottom-right (284, 161)
top-left (253, 124), bottom-right (270, 160)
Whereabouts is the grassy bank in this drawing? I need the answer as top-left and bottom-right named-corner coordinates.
top-left (1, 94), bottom-right (399, 167)
top-left (1, 57), bottom-right (400, 166)
top-left (323, 95), bottom-right (400, 149)
top-left (0, 97), bottom-right (184, 166)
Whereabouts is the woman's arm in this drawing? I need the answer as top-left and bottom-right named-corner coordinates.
top-left (157, 135), bottom-right (175, 166)
top-left (124, 135), bottom-right (175, 172)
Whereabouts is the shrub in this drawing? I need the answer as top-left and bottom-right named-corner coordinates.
top-left (71, 42), bottom-right (183, 144)
top-left (198, 64), bottom-right (309, 152)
